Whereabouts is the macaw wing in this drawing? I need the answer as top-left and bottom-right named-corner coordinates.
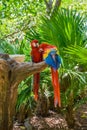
top-left (45, 54), bottom-right (61, 70)
top-left (40, 43), bottom-right (57, 50)
top-left (40, 44), bottom-right (61, 69)
top-left (40, 43), bottom-right (58, 59)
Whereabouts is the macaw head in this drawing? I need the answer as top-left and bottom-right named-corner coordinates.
top-left (30, 39), bottom-right (39, 49)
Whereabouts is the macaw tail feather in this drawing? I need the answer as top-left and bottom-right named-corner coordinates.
top-left (51, 67), bottom-right (61, 107)
top-left (33, 73), bottom-right (40, 101)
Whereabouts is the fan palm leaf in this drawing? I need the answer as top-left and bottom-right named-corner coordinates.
top-left (65, 45), bottom-right (87, 65)
top-left (37, 8), bottom-right (85, 49)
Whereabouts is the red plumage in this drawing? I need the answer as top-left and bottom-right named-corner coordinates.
top-left (31, 40), bottom-right (43, 62)
top-left (31, 40), bottom-right (61, 107)
top-left (39, 43), bottom-right (57, 51)
top-left (30, 40), bottom-right (43, 101)
top-left (40, 43), bottom-right (61, 107)
top-left (51, 67), bottom-right (61, 107)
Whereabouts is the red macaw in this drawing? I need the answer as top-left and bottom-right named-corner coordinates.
top-left (31, 40), bottom-right (61, 107)
top-left (30, 40), bottom-right (43, 101)
top-left (39, 43), bottom-right (61, 107)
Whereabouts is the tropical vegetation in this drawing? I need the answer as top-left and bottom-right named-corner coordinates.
top-left (0, 0), bottom-right (87, 129)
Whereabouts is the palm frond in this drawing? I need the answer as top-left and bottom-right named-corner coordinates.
top-left (61, 69), bottom-right (86, 107)
top-left (37, 8), bottom-right (85, 49)
top-left (64, 45), bottom-right (87, 65)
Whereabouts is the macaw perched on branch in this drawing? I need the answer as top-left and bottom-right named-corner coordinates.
top-left (30, 40), bottom-right (43, 101)
top-left (30, 40), bottom-right (61, 107)
top-left (39, 43), bottom-right (61, 107)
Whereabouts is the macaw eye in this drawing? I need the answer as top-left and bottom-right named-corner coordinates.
top-left (32, 42), bottom-right (36, 47)
top-left (32, 42), bottom-right (39, 47)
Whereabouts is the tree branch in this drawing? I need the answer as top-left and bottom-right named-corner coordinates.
top-left (0, 53), bottom-right (47, 86)
top-left (55, 0), bottom-right (61, 8)
top-left (12, 61), bottom-right (47, 84)
top-left (52, 0), bottom-right (61, 14)
top-left (1, 19), bottom-right (30, 40)
top-left (44, 0), bottom-right (53, 15)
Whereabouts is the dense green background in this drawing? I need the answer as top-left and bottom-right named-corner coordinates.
top-left (0, 0), bottom-right (87, 124)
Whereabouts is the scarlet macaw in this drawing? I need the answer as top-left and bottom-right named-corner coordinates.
top-left (30, 40), bottom-right (43, 101)
top-left (31, 40), bottom-right (61, 107)
top-left (39, 43), bottom-right (61, 107)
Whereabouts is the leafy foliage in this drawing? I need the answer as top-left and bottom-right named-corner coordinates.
top-left (65, 45), bottom-right (87, 65)
top-left (0, 0), bottom-right (87, 122)
top-left (0, 0), bottom-right (45, 40)
top-left (61, 69), bottom-right (87, 108)
top-left (27, 8), bottom-right (86, 51)
top-left (16, 76), bottom-right (35, 111)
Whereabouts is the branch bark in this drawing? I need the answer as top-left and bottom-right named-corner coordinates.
top-left (12, 61), bottom-right (47, 85)
top-left (0, 54), bottom-right (47, 130)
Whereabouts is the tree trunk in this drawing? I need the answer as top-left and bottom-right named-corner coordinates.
top-left (66, 105), bottom-right (75, 129)
top-left (44, 0), bottom-right (61, 15)
top-left (0, 53), bottom-right (47, 130)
